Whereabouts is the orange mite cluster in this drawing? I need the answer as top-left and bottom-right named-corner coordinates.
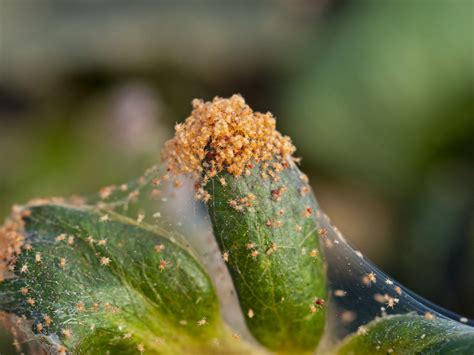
top-left (1, 196), bottom-right (86, 282)
top-left (0, 206), bottom-right (28, 282)
top-left (162, 95), bottom-right (296, 197)
top-left (228, 193), bottom-right (257, 212)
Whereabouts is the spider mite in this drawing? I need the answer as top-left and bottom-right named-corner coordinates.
top-left (314, 297), bottom-right (325, 309)
top-left (303, 207), bottom-right (313, 218)
top-left (363, 272), bottom-right (377, 286)
top-left (271, 188), bottom-right (282, 201)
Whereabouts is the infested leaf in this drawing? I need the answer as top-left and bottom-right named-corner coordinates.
top-left (0, 203), bottom-right (253, 354)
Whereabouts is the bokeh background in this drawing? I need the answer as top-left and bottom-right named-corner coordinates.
top-left (1, 0), bottom-right (473, 348)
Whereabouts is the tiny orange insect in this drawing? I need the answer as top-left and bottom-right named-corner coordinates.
top-left (59, 258), bottom-right (67, 269)
top-left (314, 297), bottom-right (325, 308)
top-left (159, 260), bottom-right (168, 271)
top-left (43, 314), bottom-right (52, 326)
top-left (100, 257), bottom-right (111, 266)
top-left (154, 244), bottom-right (165, 253)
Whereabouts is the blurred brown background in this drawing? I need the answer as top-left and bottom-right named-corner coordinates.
top-left (0, 0), bottom-right (473, 349)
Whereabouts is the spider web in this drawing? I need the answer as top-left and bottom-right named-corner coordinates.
top-left (81, 162), bottom-right (473, 349)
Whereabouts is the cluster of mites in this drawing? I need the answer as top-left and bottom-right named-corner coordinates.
top-left (1, 197), bottom-right (88, 282)
top-left (0, 206), bottom-right (28, 283)
top-left (161, 95), bottom-right (296, 180)
top-left (192, 158), bottom-right (301, 204)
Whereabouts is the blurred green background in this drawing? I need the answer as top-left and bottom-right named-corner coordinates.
top-left (0, 1), bottom-right (473, 347)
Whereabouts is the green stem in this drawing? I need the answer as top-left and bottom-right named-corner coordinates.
top-left (205, 161), bottom-right (327, 352)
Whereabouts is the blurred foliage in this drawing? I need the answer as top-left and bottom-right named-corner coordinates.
top-left (0, 0), bottom-right (472, 327)
top-left (283, 0), bottom-right (473, 194)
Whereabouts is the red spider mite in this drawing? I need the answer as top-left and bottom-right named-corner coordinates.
top-left (314, 298), bottom-right (325, 307)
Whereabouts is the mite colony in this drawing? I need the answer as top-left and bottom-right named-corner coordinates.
top-left (161, 94), bottom-right (296, 201)
top-left (1, 197), bottom-right (86, 283)
top-left (0, 206), bottom-right (27, 282)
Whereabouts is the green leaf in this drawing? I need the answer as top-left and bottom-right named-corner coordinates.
top-left (334, 314), bottom-right (474, 354)
top-left (0, 203), bottom-right (251, 354)
top-left (205, 162), bottom-right (327, 352)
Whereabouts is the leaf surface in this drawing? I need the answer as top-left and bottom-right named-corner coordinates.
top-left (0, 203), bottom-right (248, 354)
